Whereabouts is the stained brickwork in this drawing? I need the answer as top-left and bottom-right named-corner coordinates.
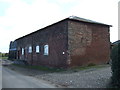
top-left (68, 20), bottom-right (110, 67)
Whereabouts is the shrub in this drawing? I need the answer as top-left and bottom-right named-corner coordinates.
top-left (111, 43), bottom-right (120, 87)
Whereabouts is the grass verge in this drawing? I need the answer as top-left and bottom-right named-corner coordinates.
top-left (0, 57), bottom-right (8, 60)
top-left (12, 64), bottom-right (65, 72)
top-left (12, 63), bottom-right (110, 72)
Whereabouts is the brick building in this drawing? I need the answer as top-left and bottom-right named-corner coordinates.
top-left (9, 16), bottom-right (111, 68)
top-left (9, 41), bottom-right (17, 59)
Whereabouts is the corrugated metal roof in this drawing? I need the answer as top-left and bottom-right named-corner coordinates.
top-left (68, 16), bottom-right (112, 26)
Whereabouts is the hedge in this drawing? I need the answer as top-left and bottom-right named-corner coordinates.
top-left (111, 43), bottom-right (120, 87)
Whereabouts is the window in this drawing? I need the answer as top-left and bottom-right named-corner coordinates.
top-left (36, 45), bottom-right (39, 53)
top-left (22, 48), bottom-right (24, 55)
top-left (44, 45), bottom-right (49, 55)
top-left (28, 46), bottom-right (32, 53)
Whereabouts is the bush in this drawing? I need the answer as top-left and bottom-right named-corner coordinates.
top-left (111, 43), bottom-right (120, 87)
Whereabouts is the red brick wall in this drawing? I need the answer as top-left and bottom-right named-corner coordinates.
top-left (68, 20), bottom-right (110, 67)
top-left (16, 20), bottom-right (68, 68)
top-left (15, 19), bottom-right (110, 68)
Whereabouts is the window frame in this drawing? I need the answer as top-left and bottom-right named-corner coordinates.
top-left (44, 44), bottom-right (49, 55)
top-left (22, 48), bottom-right (24, 55)
top-left (36, 45), bottom-right (40, 53)
top-left (28, 46), bottom-right (32, 53)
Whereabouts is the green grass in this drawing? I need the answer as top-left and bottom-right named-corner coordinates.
top-left (12, 64), bottom-right (65, 72)
top-left (12, 63), bottom-right (109, 72)
top-left (0, 57), bottom-right (8, 60)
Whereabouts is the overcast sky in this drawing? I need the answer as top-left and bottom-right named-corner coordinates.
top-left (0, 0), bottom-right (119, 53)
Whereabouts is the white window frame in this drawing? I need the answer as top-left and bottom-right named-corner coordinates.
top-left (36, 45), bottom-right (40, 53)
top-left (22, 48), bottom-right (24, 55)
top-left (28, 46), bottom-right (32, 53)
top-left (44, 45), bottom-right (49, 55)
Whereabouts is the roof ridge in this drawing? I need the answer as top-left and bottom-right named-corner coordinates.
top-left (68, 16), bottom-right (112, 26)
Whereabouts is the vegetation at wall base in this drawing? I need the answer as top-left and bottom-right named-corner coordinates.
top-left (111, 43), bottom-right (120, 88)
top-left (12, 64), bottom-right (65, 72)
top-left (70, 64), bottom-right (109, 72)
top-left (13, 63), bottom-right (109, 74)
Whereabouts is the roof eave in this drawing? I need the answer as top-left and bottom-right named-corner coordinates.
top-left (67, 16), bottom-right (112, 27)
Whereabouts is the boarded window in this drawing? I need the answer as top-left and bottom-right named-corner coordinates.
top-left (44, 45), bottom-right (49, 55)
top-left (22, 48), bottom-right (24, 55)
top-left (28, 46), bottom-right (32, 53)
top-left (36, 45), bottom-right (39, 53)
